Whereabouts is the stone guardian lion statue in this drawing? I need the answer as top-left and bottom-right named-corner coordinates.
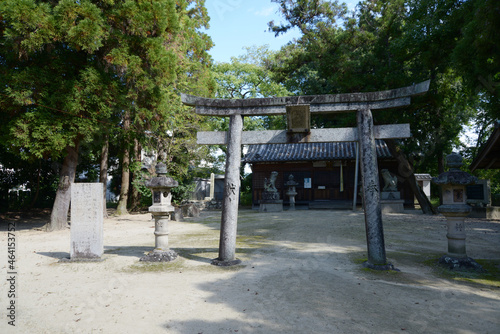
top-left (264, 171), bottom-right (278, 193)
top-left (381, 169), bottom-right (398, 192)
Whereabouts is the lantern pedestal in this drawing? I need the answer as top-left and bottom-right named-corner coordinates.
top-left (140, 162), bottom-right (178, 263)
top-left (140, 211), bottom-right (178, 262)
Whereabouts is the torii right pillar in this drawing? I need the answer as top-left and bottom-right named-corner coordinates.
top-left (357, 108), bottom-right (391, 269)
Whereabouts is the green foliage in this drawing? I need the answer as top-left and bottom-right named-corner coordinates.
top-left (206, 46), bottom-right (291, 169)
top-left (451, 0), bottom-right (500, 119)
top-left (213, 45), bottom-right (290, 100)
top-left (268, 0), bottom-right (492, 175)
top-left (0, 146), bottom-right (59, 211)
top-left (0, 0), bottom-right (215, 212)
top-left (239, 173), bottom-right (253, 207)
top-left (129, 161), bottom-right (152, 210)
top-left (210, 45), bottom-right (290, 132)
top-left (170, 175), bottom-right (196, 205)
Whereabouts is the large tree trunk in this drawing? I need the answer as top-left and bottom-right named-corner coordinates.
top-left (29, 160), bottom-right (41, 208)
top-left (100, 135), bottom-right (109, 219)
top-left (116, 146), bottom-right (130, 215)
top-left (128, 138), bottom-right (141, 211)
top-left (116, 111), bottom-right (131, 215)
top-left (46, 143), bottom-right (80, 231)
top-left (385, 139), bottom-right (437, 215)
top-left (437, 150), bottom-right (445, 205)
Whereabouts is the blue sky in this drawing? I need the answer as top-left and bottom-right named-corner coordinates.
top-left (205, 0), bottom-right (359, 63)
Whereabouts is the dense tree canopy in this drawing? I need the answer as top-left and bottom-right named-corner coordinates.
top-left (210, 45), bottom-right (290, 132)
top-left (1, 0), bottom-right (498, 217)
top-left (267, 0), bottom-right (498, 176)
top-left (0, 0), bottom-right (214, 227)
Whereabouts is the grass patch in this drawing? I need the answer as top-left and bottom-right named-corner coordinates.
top-left (206, 264), bottom-right (247, 272)
top-left (352, 257), bottom-right (368, 265)
top-left (125, 259), bottom-right (247, 274)
top-left (423, 258), bottom-right (500, 288)
top-left (236, 234), bottom-right (270, 249)
top-left (125, 259), bottom-right (186, 273)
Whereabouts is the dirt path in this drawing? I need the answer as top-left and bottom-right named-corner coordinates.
top-left (1, 209), bottom-right (499, 333)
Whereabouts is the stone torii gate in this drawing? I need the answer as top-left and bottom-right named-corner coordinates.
top-left (181, 80), bottom-right (430, 268)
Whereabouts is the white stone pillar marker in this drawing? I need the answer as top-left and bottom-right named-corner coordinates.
top-left (70, 183), bottom-right (104, 261)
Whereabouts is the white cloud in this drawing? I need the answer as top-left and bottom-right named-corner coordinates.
top-left (254, 6), bottom-right (275, 17)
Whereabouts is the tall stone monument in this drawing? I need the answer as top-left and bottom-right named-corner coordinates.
top-left (70, 183), bottom-right (104, 261)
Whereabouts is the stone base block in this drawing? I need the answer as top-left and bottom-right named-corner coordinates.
top-left (438, 255), bottom-right (485, 272)
top-left (172, 207), bottom-right (183, 222)
top-left (211, 258), bottom-right (242, 266)
top-left (60, 257), bottom-right (104, 263)
top-left (262, 191), bottom-right (280, 201)
top-left (381, 191), bottom-right (401, 200)
top-left (259, 201), bottom-right (283, 212)
top-left (381, 200), bottom-right (404, 213)
top-left (140, 249), bottom-right (178, 262)
top-left (363, 261), bottom-right (398, 271)
top-left (181, 203), bottom-right (200, 218)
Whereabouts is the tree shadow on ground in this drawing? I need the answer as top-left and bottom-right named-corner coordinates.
top-left (102, 246), bottom-right (223, 264)
top-left (37, 251), bottom-right (70, 260)
top-left (160, 210), bottom-right (500, 334)
top-left (0, 209), bottom-right (51, 231)
top-left (160, 246), bottom-right (500, 334)
top-left (103, 245), bottom-right (154, 258)
top-left (174, 247), bottom-right (220, 264)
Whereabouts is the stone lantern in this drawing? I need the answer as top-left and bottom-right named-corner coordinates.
top-left (285, 174), bottom-right (298, 210)
top-left (432, 153), bottom-right (482, 270)
top-left (140, 162), bottom-right (179, 262)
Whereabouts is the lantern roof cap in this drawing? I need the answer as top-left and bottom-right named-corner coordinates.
top-left (432, 153), bottom-right (477, 186)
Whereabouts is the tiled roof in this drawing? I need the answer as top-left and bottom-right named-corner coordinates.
top-left (243, 140), bottom-right (392, 163)
top-left (415, 173), bottom-right (432, 180)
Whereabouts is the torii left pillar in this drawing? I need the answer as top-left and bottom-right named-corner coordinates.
top-left (357, 108), bottom-right (389, 269)
top-left (211, 114), bottom-right (243, 266)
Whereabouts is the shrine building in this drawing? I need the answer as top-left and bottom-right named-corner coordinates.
top-left (243, 141), bottom-right (416, 209)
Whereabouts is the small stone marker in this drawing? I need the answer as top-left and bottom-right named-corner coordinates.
top-left (70, 183), bottom-right (104, 260)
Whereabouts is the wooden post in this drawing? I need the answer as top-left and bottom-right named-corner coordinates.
top-left (353, 142), bottom-right (359, 211)
top-left (357, 108), bottom-right (389, 268)
top-left (209, 172), bottom-right (215, 199)
top-left (212, 114), bottom-right (243, 266)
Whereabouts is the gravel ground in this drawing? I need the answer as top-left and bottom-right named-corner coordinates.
top-left (1, 208), bottom-right (499, 334)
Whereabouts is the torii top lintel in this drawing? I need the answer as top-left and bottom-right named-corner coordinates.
top-left (181, 80), bottom-right (430, 116)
